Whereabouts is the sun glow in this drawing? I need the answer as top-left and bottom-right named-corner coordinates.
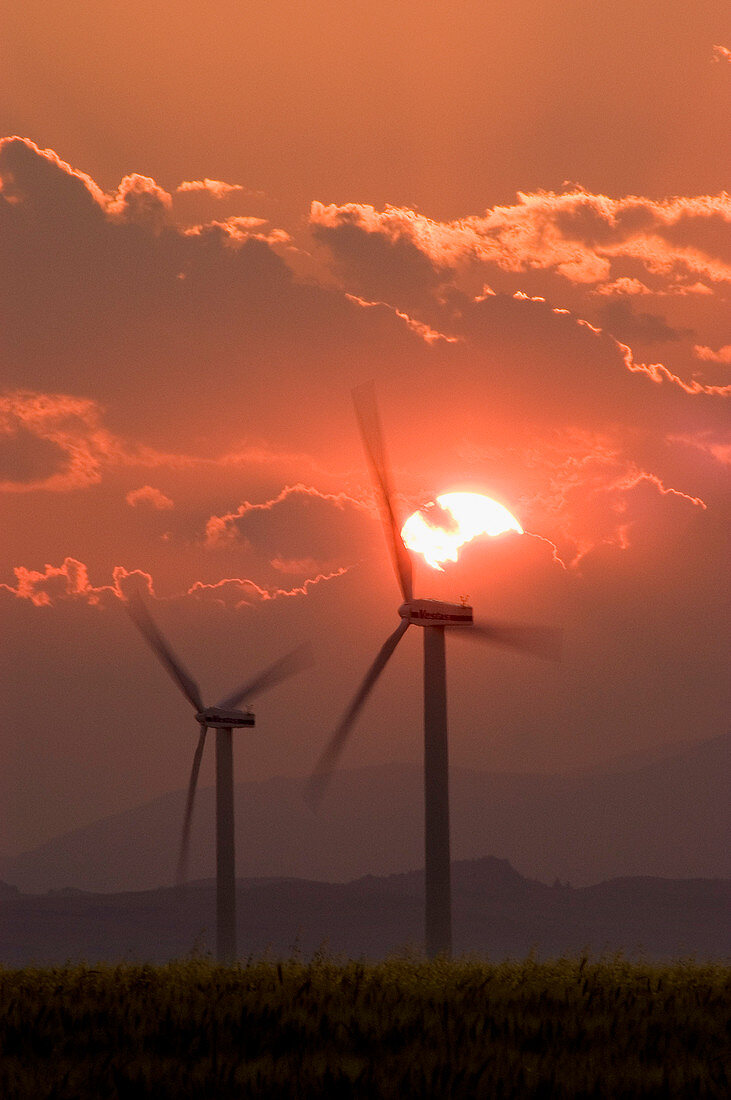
top-left (401, 492), bottom-right (523, 569)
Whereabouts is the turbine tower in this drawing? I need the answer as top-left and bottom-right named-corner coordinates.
top-left (127, 594), bottom-right (307, 962)
top-left (310, 384), bottom-right (561, 958)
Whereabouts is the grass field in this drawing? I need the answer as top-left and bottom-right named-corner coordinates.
top-left (1, 956), bottom-right (728, 1098)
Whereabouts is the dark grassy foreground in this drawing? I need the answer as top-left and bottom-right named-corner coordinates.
top-left (1, 956), bottom-right (728, 1098)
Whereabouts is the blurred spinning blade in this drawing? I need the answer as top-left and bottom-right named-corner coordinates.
top-left (459, 621), bottom-right (563, 662)
top-left (215, 644), bottom-right (312, 710)
top-left (127, 593), bottom-right (204, 713)
top-left (175, 724), bottom-right (208, 887)
top-left (308, 618), bottom-right (410, 805)
top-left (353, 382), bottom-right (414, 603)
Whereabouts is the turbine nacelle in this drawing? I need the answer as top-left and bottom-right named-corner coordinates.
top-left (398, 599), bottom-right (474, 627)
top-left (195, 707), bottom-right (255, 729)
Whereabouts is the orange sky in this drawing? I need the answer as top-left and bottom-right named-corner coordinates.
top-left (1, 1), bottom-right (729, 858)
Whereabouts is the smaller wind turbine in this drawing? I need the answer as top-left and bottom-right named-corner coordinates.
top-left (127, 593), bottom-right (307, 962)
top-left (310, 383), bottom-right (562, 958)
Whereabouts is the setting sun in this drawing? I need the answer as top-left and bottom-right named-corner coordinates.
top-left (401, 492), bottom-right (523, 570)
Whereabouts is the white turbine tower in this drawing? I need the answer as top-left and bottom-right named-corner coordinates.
top-left (128, 594), bottom-right (307, 962)
top-left (310, 384), bottom-right (561, 958)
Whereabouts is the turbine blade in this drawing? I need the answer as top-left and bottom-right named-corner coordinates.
top-left (175, 724), bottom-right (208, 887)
top-left (353, 381), bottom-right (414, 603)
top-left (215, 643), bottom-right (312, 711)
top-left (308, 618), bottom-right (409, 805)
top-left (459, 621), bottom-right (563, 662)
top-left (127, 593), bottom-right (204, 712)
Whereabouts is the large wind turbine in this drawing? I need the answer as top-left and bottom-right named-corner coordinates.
top-left (310, 384), bottom-right (561, 958)
top-left (127, 593), bottom-right (307, 962)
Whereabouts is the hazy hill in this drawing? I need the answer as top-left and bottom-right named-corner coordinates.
top-left (2, 733), bottom-right (728, 895)
top-left (0, 858), bottom-right (727, 967)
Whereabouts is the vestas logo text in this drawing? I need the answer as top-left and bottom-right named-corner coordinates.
top-left (411, 609), bottom-right (472, 621)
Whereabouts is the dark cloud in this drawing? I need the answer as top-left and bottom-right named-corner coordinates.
top-left (205, 485), bottom-right (376, 579)
top-left (2, 139), bottom-right (726, 475)
top-left (0, 136), bottom-right (106, 225)
top-left (0, 427), bottom-right (66, 485)
top-left (311, 201), bottom-right (450, 315)
top-left (595, 299), bottom-right (693, 345)
top-left (0, 391), bottom-right (118, 491)
top-left (0, 140), bottom-right (430, 459)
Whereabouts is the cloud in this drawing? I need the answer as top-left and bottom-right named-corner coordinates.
top-left (0, 137), bottom-right (307, 421)
top-left (311, 190), bottom-right (731, 299)
top-left (177, 179), bottom-right (245, 199)
top-left (0, 136), bottom-right (107, 218)
top-left (0, 559), bottom-right (152, 607)
top-left (451, 289), bottom-right (729, 407)
top-left (310, 201), bottom-right (451, 312)
top-left (592, 277), bottom-right (653, 296)
top-left (205, 483), bottom-right (366, 539)
top-left (0, 392), bottom-right (122, 492)
top-left (469, 426), bottom-right (711, 569)
top-left (666, 282), bottom-right (714, 296)
top-left (106, 174), bottom-right (172, 232)
top-left (593, 278), bottom-right (716, 298)
top-left (0, 137), bottom-right (171, 232)
top-left (205, 484), bottom-right (374, 576)
top-left (6, 136), bottom-right (723, 459)
top-left (125, 485), bottom-right (174, 510)
top-left (711, 45), bottom-right (730, 63)
top-left (0, 426), bottom-right (67, 486)
top-left (0, 390), bottom-right (260, 494)
top-left (693, 344), bottom-right (731, 363)
top-left (616, 341), bottom-right (730, 395)
top-left (595, 300), bottom-right (692, 345)
top-left (271, 556), bottom-right (333, 575)
top-left (345, 293), bottom-right (459, 345)
top-left (184, 215), bottom-right (291, 246)
top-left (669, 431), bottom-right (731, 467)
top-left (0, 555), bottom-right (348, 612)
top-left (187, 568), bottom-right (347, 609)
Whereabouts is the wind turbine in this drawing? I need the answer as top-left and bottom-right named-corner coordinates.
top-left (310, 384), bottom-right (561, 958)
top-left (127, 593), bottom-right (307, 962)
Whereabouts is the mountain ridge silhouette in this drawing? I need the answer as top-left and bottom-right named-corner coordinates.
top-left (3, 732), bottom-right (727, 894)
